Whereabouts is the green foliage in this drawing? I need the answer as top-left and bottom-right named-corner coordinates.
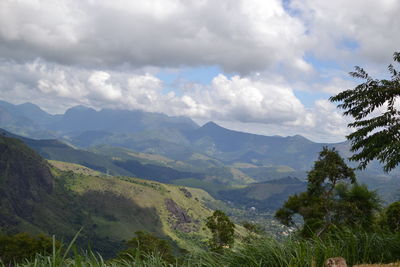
top-left (0, 133), bottom-right (217, 256)
top-left (241, 221), bottom-right (264, 235)
top-left (186, 230), bottom-right (400, 267)
top-left (0, 233), bottom-right (59, 264)
top-left (334, 183), bottom-right (381, 230)
top-left (385, 201), bottom-right (400, 232)
top-left (205, 210), bottom-right (235, 253)
top-left (307, 147), bottom-right (356, 196)
top-left (1, 230), bottom-right (400, 266)
top-left (241, 221), bottom-right (265, 243)
top-left (330, 51), bottom-right (400, 172)
top-left (275, 147), bottom-right (380, 237)
top-left (118, 231), bottom-right (175, 264)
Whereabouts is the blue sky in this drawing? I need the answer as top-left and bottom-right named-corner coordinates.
top-left (0, 0), bottom-right (399, 142)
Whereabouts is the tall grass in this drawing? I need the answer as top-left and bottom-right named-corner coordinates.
top-left (185, 230), bottom-right (400, 267)
top-left (1, 230), bottom-right (399, 267)
top-left (0, 248), bottom-right (174, 267)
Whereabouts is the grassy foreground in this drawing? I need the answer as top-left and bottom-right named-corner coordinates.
top-left (2, 230), bottom-right (400, 267)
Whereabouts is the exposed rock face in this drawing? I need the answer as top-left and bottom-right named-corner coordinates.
top-left (325, 257), bottom-right (347, 267)
top-left (164, 198), bottom-right (198, 233)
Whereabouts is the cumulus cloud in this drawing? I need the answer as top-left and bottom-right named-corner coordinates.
top-left (291, 0), bottom-right (400, 65)
top-left (1, 0), bottom-right (398, 142)
top-left (185, 74), bottom-right (306, 123)
top-left (0, 0), bottom-right (309, 74)
top-left (0, 59), bottom-right (352, 141)
top-left (0, 60), bottom-right (304, 123)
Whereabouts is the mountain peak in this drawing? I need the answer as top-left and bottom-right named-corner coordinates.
top-left (202, 121), bottom-right (221, 129)
top-left (65, 105), bottom-right (95, 113)
top-left (289, 134), bottom-right (312, 143)
top-left (18, 102), bottom-right (40, 108)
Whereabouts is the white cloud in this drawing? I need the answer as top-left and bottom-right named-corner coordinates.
top-left (0, 0), bottom-right (308, 74)
top-left (206, 99), bottom-right (351, 143)
top-left (1, 0), bottom-right (398, 142)
top-left (1, 60), bottom-right (305, 124)
top-left (186, 74), bottom-right (306, 123)
top-left (0, 59), bottom-right (353, 142)
top-left (88, 71), bottom-right (122, 100)
top-left (291, 0), bottom-right (400, 65)
top-left (311, 100), bottom-right (351, 137)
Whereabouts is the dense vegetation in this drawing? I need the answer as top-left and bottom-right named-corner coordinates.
top-left (2, 52), bottom-right (400, 265)
top-left (0, 135), bottom-right (220, 259)
top-left (275, 147), bottom-right (381, 237)
top-left (1, 137), bottom-right (400, 266)
top-left (1, 229), bottom-right (400, 266)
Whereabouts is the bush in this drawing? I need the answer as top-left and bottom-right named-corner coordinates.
top-left (385, 201), bottom-right (400, 232)
top-left (118, 231), bottom-right (175, 264)
top-left (0, 232), bottom-right (59, 264)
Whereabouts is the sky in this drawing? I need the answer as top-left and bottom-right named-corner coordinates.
top-left (0, 0), bottom-right (399, 143)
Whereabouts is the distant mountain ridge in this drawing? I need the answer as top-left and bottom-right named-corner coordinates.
top-left (50, 105), bottom-right (198, 134)
top-left (0, 100), bottom-right (198, 138)
top-left (185, 120), bottom-right (332, 170)
top-left (1, 100), bottom-right (399, 189)
top-left (0, 100), bottom-right (326, 171)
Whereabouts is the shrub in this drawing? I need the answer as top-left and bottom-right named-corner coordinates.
top-left (0, 232), bottom-right (59, 264)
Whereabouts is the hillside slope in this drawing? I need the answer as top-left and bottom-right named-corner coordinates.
top-left (50, 160), bottom-right (216, 252)
top-left (0, 135), bottom-right (221, 256)
top-left (219, 177), bottom-right (307, 211)
top-left (0, 135), bottom-right (94, 241)
top-left (1, 128), bottom-right (255, 188)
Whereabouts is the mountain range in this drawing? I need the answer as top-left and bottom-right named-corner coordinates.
top-left (1, 100), bottom-right (399, 203)
top-left (0, 100), bottom-right (333, 169)
top-left (2, 99), bottom-right (400, 258)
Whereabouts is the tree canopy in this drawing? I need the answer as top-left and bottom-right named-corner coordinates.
top-left (275, 147), bottom-right (380, 237)
top-left (385, 201), bottom-right (400, 232)
top-left (0, 233), bottom-right (58, 264)
top-left (206, 210), bottom-right (235, 253)
top-left (330, 52), bottom-right (400, 172)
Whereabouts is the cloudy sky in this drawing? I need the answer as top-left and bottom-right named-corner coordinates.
top-left (1, 0), bottom-right (399, 142)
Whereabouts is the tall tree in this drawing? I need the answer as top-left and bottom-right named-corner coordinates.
top-left (275, 147), bottom-right (379, 237)
top-left (385, 201), bottom-right (400, 232)
top-left (206, 210), bottom-right (235, 253)
top-left (330, 52), bottom-right (400, 172)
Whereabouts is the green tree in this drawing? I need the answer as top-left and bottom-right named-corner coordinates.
top-left (118, 231), bottom-right (175, 263)
top-left (334, 183), bottom-right (381, 230)
top-left (206, 210), bottom-right (235, 253)
top-left (385, 201), bottom-right (400, 232)
top-left (330, 51), bottom-right (400, 172)
top-left (275, 147), bottom-right (380, 237)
